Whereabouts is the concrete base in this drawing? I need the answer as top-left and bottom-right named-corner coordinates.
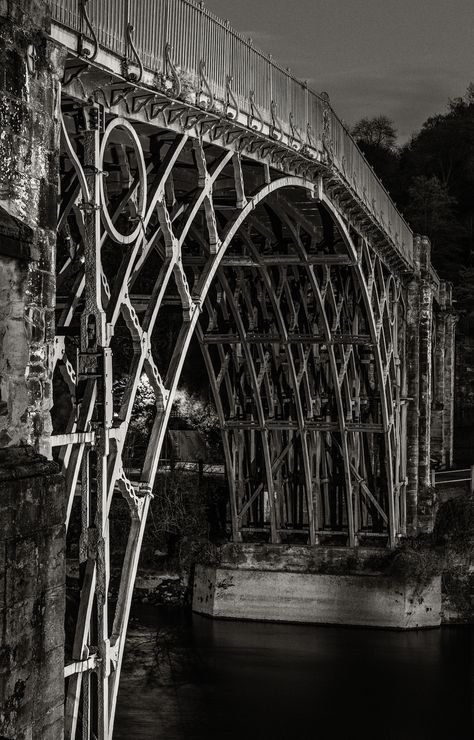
top-left (193, 564), bottom-right (441, 629)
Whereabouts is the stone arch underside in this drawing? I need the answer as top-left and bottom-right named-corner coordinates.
top-left (54, 105), bottom-right (407, 737)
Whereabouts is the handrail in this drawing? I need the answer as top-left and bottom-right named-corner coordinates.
top-left (433, 465), bottom-right (474, 493)
top-left (50, 0), bottom-right (414, 266)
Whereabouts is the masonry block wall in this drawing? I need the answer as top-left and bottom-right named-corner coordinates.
top-left (0, 2), bottom-right (65, 738)
top-left (431, 282), bottom-right (456, 471)
top-left (406, 236), bottom-right (456, 536)
top-left (0, 0), bottom-right (64, 457)
top-left (0, 447), bottom-right (65, 739)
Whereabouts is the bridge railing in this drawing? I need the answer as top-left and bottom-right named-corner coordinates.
top-left (51, 0), bottom-right (414, 265)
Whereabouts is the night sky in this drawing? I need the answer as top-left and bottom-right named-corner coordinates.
top-left (204, 0), bottom-right (474, 142)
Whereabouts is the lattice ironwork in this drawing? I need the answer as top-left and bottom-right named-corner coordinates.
top-left (54, 92), bottom-right (408, 737)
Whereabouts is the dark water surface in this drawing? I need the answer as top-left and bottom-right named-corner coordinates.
top-left (115, 606), bottom-right (473, 740)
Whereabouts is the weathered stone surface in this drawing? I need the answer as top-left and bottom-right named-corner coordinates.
top-left (0, 0), bottom-right (65, 457)
top-left (431, 284), bottom-right (456, 470)
top-left (417, 237), bottom-right (434, 530)
top-left (219, 541), bottom-right (387, 573)
top-left (0, 447), bottom-right (65, 740)
top-left (193, 564), bottom-right (442, 629)
top-left (405, 236), bottom-right (456, 536)
top-left (405, 271), bottom-right (420, 535)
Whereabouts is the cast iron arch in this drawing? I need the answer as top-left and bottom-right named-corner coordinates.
top-left (54, 111), bottom-right (407, 737)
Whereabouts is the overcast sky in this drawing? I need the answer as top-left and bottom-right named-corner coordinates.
top-left (204, 0), bottom-right (474, 142)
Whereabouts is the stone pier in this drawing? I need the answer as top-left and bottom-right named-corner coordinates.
top-left (193, 545), bottom-right (442, 629)
top-left (0, 448), bottom-right (65, 739)
top-left (0, 2), bottom-right (65, 737)
top-left (431, 282), bottom-right (457, 471)
top-left (405, 236), bottom-right (455, 535)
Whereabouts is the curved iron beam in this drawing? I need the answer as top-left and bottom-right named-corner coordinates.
top-left (318, 189), bottom-right (399, 546)
top-left (270, 205), bottom-right (356, 545)
top-left (238, 227), bottom-right (317, 544)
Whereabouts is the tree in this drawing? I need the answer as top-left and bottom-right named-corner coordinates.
top-left (399, 84), bottom-right (474, 215)
top-left (396, 84), bottom-right (474, 287)
top-left (405, 176), bottom-right (456, 235)
top-left (172, 388), bottom-right (222, 458)
top-left (352, 115), bottom-right (397, 150)
top-left (448, 82), bottom-right (474, 114)
top-left (404, 175), bottom-right (467, 281)
top-left (351, 115), bottom-right (401, 198)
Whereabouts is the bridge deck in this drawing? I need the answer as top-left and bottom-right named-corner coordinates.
top-left (50, 0), bottom-right (414, 267)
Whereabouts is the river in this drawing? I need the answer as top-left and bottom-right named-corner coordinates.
top-left (115, 605), bottom-right (473, 740)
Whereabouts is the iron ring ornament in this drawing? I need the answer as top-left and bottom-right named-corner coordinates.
top-left (98, 118), bottom-right (148, 245)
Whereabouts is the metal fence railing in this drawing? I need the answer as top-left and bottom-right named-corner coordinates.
top-left (51, 0), bottom-right (414, 266)
top-left (433, 466), bottom-right (474, 492)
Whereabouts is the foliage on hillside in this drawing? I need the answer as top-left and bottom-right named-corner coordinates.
top-left (352, 85), bottom-right (474, 303)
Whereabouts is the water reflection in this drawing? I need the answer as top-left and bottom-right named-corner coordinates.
top-left (116, 606), bottom-right (473, 740)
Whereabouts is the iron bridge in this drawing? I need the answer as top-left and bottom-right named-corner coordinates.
top-left (44, 1), bottom-right (455, 736)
